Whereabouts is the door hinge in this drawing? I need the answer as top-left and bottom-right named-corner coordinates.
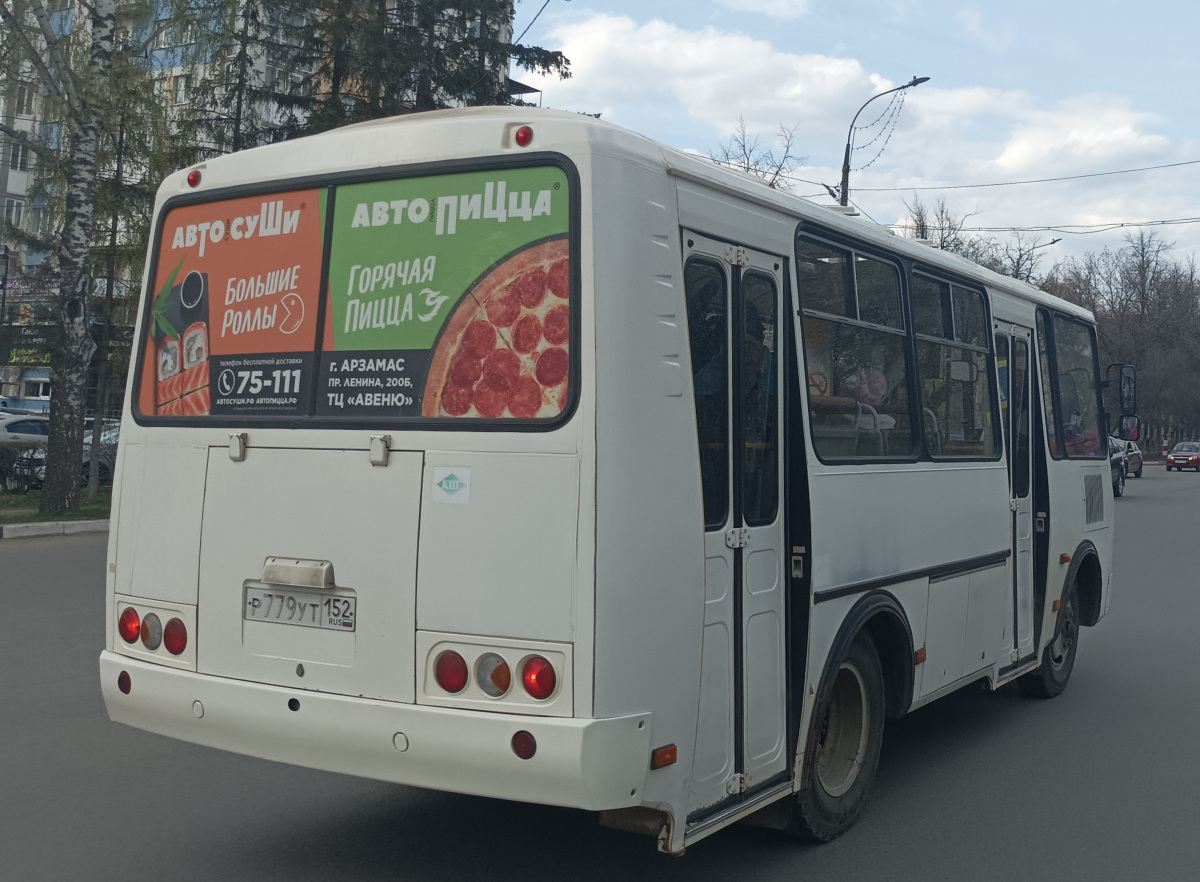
top-left (724, 245), bottom-right (747, 267)
top-left (369, 434), bottom-right (391, 467)
top-left (1009, 498), bottom-right (1019, 512)
top-left (228, 432), bottom-right (247, 462)
top-left (724, 528), bottom-right (750, 549)
top-left (725, 773), bottom-right (745, 795)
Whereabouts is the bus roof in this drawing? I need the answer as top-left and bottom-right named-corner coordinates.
top-left (164, 106), bottom-right (1093, 323)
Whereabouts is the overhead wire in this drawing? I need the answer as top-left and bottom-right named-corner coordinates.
top-left (707, 148), bottom-right (1200, 235)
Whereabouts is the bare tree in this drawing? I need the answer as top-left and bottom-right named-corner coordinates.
top-left (999, 232), bottom-right (1057, 283)
top-left (901, 194), bottom-right (1001, 271)
top-left (711, 116), bottom-right (804, 191)
top-left (1045, 231), bottom-right (1200, 447)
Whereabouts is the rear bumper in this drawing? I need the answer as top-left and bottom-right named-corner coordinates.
top-left (100, 651), bottom-right (650, 811)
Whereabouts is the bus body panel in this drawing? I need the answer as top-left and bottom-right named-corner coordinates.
top-left (416, 450), bottom-right (580, 643)
top-left (110, 442), bottom-right (208, 606)
top-left (589, 152), bottom-right (705, 810)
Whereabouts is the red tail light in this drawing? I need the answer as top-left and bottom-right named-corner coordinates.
top-left (118, 671), bottom-right (131, 694)
top-left (434, 650), bottom-right (469, 693)
top-left (521, 656), bottom-right (556, 700)
top-left (118, 607), bottom-right (140, 643)
top-left (163, 618), bottom-right (188, 655)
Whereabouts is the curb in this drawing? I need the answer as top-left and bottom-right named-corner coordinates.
top-left (0, 519), bottom-right (109, 539)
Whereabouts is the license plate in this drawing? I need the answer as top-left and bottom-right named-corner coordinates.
top-left (243, 586), bottom-right (356, 631)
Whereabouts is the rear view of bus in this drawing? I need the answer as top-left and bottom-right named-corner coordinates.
top-left (100, 112), bottom-right (659, 830)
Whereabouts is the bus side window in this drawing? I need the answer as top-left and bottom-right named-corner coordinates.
top-left (1036, 312), bottom-right (1060, 457)
top-left (797, 236), bottom-right (914, 461)
top-left (914, 278), bottom-right (997, 459)
top-left (685, 259), bottom-right (730, 529)
top-left (1051, 315), bottom-right (1103, 457)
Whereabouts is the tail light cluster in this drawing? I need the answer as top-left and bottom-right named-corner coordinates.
top-left (117, 605), bottom-right (188, 656)
top-left (432, 648), bottom-right (558, 701)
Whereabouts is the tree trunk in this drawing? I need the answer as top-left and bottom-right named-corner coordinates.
top-left (39, 0), bottom-right (116, 512)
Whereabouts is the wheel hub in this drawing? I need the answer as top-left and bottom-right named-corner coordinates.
top-left (815, 661), bottom-right (870, 798)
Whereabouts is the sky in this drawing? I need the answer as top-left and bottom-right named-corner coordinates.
top-left (512, 0), bottom-right (1200, 268)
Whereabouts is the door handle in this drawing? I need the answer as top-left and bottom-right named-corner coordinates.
top-left (791, 555), bottom-right (805, 579)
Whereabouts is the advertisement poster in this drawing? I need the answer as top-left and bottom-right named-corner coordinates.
top-left (139, 189), bottom-right (325, 417)
top-left (138, 166), bottom-right (571, 422)
top-left (318, 165), bottom-right (571, 420)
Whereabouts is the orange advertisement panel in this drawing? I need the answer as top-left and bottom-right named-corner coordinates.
top-left (137, 189), bottom-right (325, 417)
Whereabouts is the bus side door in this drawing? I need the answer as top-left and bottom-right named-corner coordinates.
top-left (996, 326), bottom-right (1036, 661)
top-left (682, 232), bottom-right (788, 818)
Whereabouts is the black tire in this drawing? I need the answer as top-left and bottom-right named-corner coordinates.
top-left (1166, 466), bottom-right (1172, 471)
top-left (788, 636), bottom-right (885, 841)
top-left (1112, 469), bottom-right (1124, 497)
top-left (1019, 582), bottom-right (1079, 698)
top-left (1134, 464), bottom-right (1143, 478)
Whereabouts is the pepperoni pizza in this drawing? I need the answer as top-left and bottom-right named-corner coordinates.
top-left (423, 238), bottom-right (570, 419)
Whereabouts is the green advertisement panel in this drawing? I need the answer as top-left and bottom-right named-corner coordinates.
top-left (317, 166), bottom-right (573, 421)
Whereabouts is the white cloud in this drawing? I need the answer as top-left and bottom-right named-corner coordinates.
top-left (715, 0), bottom-right (811, 19)
top-left (521, 11), bottom-right (1193, 257)
top-left (955, 6), bottom-right (1016, 54)
top-left (521, 13), bottom-right (885, 138)
top-left (994, 95), bottom-right (1167, 172)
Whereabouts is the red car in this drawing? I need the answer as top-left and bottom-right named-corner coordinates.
top-left (1166, 441), bottom-right (1200, 471)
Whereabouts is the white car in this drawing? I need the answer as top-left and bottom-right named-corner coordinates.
top-left (0, 413), bottom-right (50, 442)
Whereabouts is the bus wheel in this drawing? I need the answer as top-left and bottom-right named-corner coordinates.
top-left (1019, 583), bottom-right (1079, 698)
top-left (789, 636), bottom-right (885, 841)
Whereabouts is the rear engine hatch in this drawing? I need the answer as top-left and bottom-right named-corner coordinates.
top-left (197, 444), bottom-right (421, 701)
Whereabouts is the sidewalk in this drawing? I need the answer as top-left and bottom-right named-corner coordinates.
top-left (0, 519), bottom-right (109, 539)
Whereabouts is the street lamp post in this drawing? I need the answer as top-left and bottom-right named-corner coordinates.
top-left (839, 76), bottom-right (930, 206)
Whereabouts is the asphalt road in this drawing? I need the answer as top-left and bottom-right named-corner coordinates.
top-left (4, 467), bottom-right (1200, 880)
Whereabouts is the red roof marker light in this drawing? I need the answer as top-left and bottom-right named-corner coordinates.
top-left (515, 126), bottom-right (534, 148)
top-left (186, 169), bottom-right (202, 188)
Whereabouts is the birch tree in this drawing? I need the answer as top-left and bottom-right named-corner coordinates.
top-left (0, 0), bottom-right (118, 511)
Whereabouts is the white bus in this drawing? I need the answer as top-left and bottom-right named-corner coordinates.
top-left (100, 108), bottom-right (1137, 854)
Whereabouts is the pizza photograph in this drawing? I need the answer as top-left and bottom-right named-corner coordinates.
top-left (423, 237), bottom-right (571, 420)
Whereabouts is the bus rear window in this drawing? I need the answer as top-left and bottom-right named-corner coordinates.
top-left (136, 165), bottom-right (574, 424)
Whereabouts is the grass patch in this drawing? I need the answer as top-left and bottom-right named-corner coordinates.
top-left (0, 488), bottom-right (112, 524)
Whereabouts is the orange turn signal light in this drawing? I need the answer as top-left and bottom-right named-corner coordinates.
top-left (650, 744), bottom-right (677, 770)
top-left (1060, 553), bottom-right (1071, 564)
top-left (914, 648), bottom-right (927, 665)
top-left (1053, 599), bottom-right (1062, 611)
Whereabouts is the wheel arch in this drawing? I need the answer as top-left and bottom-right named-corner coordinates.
top-left (821, 591), bottom-right (915, 723)
top-left (1064, 540), bottom-right (1103, 627)
top-left (797, 590), bottom-right (914, 790)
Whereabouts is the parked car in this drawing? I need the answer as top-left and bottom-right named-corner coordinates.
top-left (1120, 439), bottom-right (1144, 478)
top-left (1166, 441), bottom-right (1200, 472)
top-left (12, 424), bottom-right (119, 489)
top-left (0, 413), bottom-right (50, 442)
top-left (1108, 436), bottom-right (1126, 497)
